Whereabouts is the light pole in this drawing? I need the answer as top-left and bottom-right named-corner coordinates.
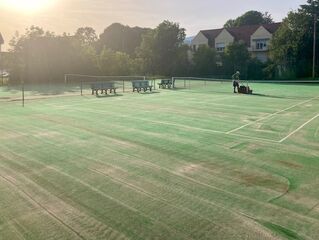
top-left (309, 0), bottom-right (318, 79)
top-left (0, 33), bottom-right (4, 85)
top-left (313, 13), bottom-right (317, 79)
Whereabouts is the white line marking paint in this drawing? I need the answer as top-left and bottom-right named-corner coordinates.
top-left (66, 106), bottom-right (280, 144)
top-left (279, 113), bottom-right (319, 143)
top-left (226, 96), bottom-right (319, 134)
top-left (228, 133), bottom-right (279, 144)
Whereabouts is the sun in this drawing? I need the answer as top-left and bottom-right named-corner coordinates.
top-left (2, 0), bottom-right (53, 12)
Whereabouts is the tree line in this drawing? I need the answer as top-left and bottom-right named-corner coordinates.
top-left (4, 0), bottom-right (319, 84)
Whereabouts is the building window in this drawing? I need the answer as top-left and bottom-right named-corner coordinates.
top-left (255, 39), bottom-right (268, 50)
top-left (216, 43), bottom-right (225, 52)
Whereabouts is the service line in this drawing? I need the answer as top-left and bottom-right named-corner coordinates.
top-left (279, 113), bottom-right (319, 143)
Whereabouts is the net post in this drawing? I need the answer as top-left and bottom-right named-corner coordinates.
top-left (64, 74), bottom-right (67, 84)
top-left (172, 77), bottom-right (175, 88)
top-left (184, 79), bottom-right (186, 88)
top-left (123, 80), bottom-right (125, 92)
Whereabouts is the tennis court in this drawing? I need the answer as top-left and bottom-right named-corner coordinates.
top-left (0, 79), bottom-right (318, 239)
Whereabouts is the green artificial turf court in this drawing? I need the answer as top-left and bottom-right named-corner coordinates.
top-left (0, 80), bottom-right (319, 240)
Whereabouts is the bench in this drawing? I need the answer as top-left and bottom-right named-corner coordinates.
top-left (91, 82), bottom-right (117, 95)
top-left (132, 80), bottom-right (153, 92)
top-left (158, 79), bottom-right (173, 89)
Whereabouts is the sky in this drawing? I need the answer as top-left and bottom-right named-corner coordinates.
top-left (0, 0), bottom-right (306, 50)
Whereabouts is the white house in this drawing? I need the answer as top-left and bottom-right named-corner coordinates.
top-left (191, 23), bottom-right (281, 63)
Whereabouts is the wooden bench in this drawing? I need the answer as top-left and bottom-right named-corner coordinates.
top-left (158, 79), bottom-right (173, 89)
top-left (132, 80), bottom-right (153, 92)
top-left (91, 82), bottom-right (117, 95)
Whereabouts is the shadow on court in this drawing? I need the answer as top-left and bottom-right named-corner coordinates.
top-left (96, 94), bottom-right (124, 98)
top-left (2, 84), bottom-right (79, 96)
top-left (251, 93), bottom-right (312, 100)
top-left (138, 91), bottom-right (161, 95)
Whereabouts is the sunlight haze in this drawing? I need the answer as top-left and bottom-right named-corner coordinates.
top-left (0, 0), bottom-right (305, 50)
top-left (1, 0), bottom-right (55, 12)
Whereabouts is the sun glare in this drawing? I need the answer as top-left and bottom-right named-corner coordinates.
top-left (2, 0), bottom-right (53, 12)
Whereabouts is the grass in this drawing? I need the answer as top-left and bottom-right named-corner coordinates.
top-left (0, 80), bottom-right (318, 239)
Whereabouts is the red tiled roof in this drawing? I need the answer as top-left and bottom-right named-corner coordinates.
top-left (200, 23), bottom-right (281, 47)
top-left (263, 22), bottom-right (281, 34)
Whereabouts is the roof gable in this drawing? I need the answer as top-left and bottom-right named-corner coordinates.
top-left (215, 29), bottom-right (234, 45)
top-left (198, 23), bottom-right (281, 47)
top-left (227, 25), bottom-right (259, 46)
top-left (200, 28), bottom-right (223, 47)
top-left (251, 25), bottom-right (273, 39)
top-left (262, 22), bottom-right (281, 33)
top-left (191, 31), bottom-right (209, 46)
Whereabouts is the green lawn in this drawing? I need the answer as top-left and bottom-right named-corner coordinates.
top-left (0, 81), bottom-right (318, 240)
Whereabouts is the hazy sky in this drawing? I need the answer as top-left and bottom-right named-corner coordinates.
top-left (0, 0), bottom-right (305, 50)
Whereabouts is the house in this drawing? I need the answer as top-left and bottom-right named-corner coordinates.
top-left (191, 23), bottom-right (281, 63)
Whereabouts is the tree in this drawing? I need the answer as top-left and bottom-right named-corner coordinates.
top-left (192, 45), bottom-right (216, 76)
top-left (173, 45), bottom-right (191, 76)
top-left (98, 23), bottom-right (149, 56)
top-left (247, 58), bottom-right (266, 80)
top-left (98, 48), bottom-right (132, 75)
top-left (224, 41), bottom-right (250, 77)
top-left (8, 26), bottom-right (99, 84)
top-left (136, 30), bottom-right (155, 74)
top-left (224, 19), bottom-right (236, 28)
top-left (138, 20), bottom-right (186, 75)
top-left (75, 27), bottom-right (97, 45)
top-left (224, 11), bottom-right (273, 28)
top-left (270, 1), bottom-right (319, 78)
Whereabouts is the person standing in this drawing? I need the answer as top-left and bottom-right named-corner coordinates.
top-left (232, 71), bottom-right (240, 93)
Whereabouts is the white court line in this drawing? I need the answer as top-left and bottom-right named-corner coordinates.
top-left (228, 133), bottom-right (279, 144)
top-left (44, 93), bottom-right (235, 109)
top-left (226, 96), bottom-right (319, 134)
top-left (279, 113), bottom-right (319, 143)
top-left (65, 106), bottom-right (280, 144)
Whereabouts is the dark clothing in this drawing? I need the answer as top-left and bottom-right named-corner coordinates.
top-left (233, 81), bottom-right (239, 87)
top-left (232, 72), bottom-right (240, 93)
top-left (233, 81), bottom-right (239, 93)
